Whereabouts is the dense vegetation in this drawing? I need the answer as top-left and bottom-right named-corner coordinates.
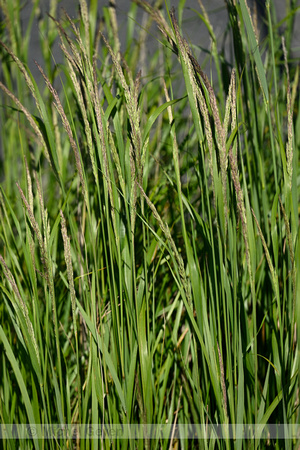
top-left (0, 0), bottom-right (299, 448)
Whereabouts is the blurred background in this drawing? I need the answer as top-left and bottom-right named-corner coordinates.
top-left (18, 0), bottom-right (300, 80)
top-left (0, 0), bottom-right (299, 161)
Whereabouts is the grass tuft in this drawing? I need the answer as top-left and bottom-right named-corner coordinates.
top-left (0, 1), bottom-right (299, 448)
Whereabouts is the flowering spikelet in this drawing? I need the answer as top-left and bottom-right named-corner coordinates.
top-left (282, 37), bottom-right (293, 190)
top-left (35, 61), bottom-right (87, 203)
top-left (16, 182), bottom-right (49, 281)
top-left (138, 183), bottom-right (192, 306)
top-left (60, 210), bottom-right (77, 338)
top-left (217, 341), bottom-right (228, 420)
top-left (0, 255), bottom-right (40, 367)
top-left (228, 148), bottom-right (252, 283)
top-left (0, 81), bottom-right (52, 166)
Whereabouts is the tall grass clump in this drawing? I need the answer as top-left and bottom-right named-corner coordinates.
top-left (0, 0), bottom-right (299, 448)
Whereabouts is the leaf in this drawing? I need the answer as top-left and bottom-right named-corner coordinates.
top-left (239, 0), bottom-right (269, 106)
top-left (142, 97), bottom-right (185, 147)
top-left (76, 300), bottom-right (127, 413)
top-left (0, 325), bottom-right (40, 450)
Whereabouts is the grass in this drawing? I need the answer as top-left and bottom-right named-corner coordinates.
top-left (0, 0), bottom-right (299, 448)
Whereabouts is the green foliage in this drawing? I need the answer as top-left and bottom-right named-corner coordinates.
top-left (0, 0), bottom-right (299, 448)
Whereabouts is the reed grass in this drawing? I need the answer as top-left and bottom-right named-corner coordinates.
top-left (0, 0), bottom-right (299, 448)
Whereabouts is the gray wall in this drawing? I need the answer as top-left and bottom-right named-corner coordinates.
top-left (1, 1), bottom-right (299, 162)
top-left (21, 0), bottom-right (299, 81)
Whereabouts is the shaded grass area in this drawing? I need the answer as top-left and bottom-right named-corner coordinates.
top-left (0, 0), bottom-right (299, 448)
